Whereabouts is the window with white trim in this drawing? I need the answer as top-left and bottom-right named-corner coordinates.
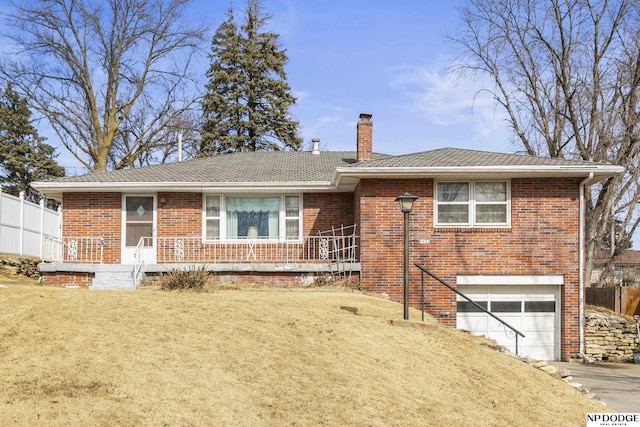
top-left (203, 194), bottom-right (302, 241)
top-left (284, 195), bottom-right (301, 240)
top-left (435, 180), bottom-right (509, 226)
top-left (205, 195), bottom-right (221, 240)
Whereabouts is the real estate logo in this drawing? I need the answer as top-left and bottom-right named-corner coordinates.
top-left (587, 413), bottom-right (640, 427)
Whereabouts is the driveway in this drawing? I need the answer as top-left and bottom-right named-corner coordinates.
top-left (551, 362), bottom-right (640, 413)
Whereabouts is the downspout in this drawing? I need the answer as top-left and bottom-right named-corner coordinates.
top-left (579, 173), bottom-right (594, 363)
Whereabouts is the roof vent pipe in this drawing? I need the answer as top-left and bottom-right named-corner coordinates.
top-left (312, 138), bottom-right (320, 155)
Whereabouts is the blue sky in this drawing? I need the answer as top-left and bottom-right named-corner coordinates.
top-left (185, 0), bottom-right (514, 156)
top-left (14, 0), bottom-right (515, 171)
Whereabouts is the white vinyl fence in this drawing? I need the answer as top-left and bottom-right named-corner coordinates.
top-left (0, 189), bottom-right (61, 258)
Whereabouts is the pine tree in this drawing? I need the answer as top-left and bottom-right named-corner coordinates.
top-left (200, 0), bottom-right (302, 154)
top-left (0, 83), bottom-right (65, 202)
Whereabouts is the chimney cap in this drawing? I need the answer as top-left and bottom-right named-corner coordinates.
top-left (359, 113), bottom-right (373, 121)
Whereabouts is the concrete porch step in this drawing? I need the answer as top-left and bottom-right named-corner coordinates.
top-left (90, 268), bottom-right (141, 290)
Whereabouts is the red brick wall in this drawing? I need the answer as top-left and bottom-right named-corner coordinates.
top-left (355, 177), bottom-right (582, 360)
top-left (205, 272), bottom-right (359, 287)
top-left (157, 192), bottom-right (201, 237)
top-left (42, 272), bottom-right (93, 287)
top-left (61, 192), bottom-right (354, 256)
top-left (303, 193), bottom-right (354, 235)
top-left (62, 192), bottom-right (122, 263)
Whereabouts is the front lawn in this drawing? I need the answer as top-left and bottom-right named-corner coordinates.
top-left (0, 285), bottom-right (607, 426)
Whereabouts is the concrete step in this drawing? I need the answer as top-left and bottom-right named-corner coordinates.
top-left (90, 269), bottom-right (141, 290)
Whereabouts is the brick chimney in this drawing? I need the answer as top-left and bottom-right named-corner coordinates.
top-left (357, 113), bottom-right (373, 161)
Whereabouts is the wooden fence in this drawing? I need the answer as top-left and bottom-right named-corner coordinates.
top-left (0, 189), bottom-right (61, 258)
top-left (586, 286), bottom-right (640, 316)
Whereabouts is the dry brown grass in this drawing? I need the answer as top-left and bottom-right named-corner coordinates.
top-left (0, 284), bottom-right (608, 426)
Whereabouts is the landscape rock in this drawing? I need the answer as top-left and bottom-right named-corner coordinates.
top-left (539, 365), bottom-right (558, 375)
top-left (556, 367), bottom-right (572, 378)
top-left (585, 307), bottom-right (640, 362)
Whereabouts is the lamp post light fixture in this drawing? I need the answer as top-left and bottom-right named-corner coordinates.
top-left (395, 192), bottom-right (419, 320)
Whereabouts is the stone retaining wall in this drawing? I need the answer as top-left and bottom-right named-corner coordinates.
top-left (585, 307), bottom-right (639, 362)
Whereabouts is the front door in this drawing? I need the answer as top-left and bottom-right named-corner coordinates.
top-left (121, 195), bottom-right (156, 264)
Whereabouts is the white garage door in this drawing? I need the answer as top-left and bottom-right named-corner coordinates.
top-left (456, 285), bottom-right (559, 360)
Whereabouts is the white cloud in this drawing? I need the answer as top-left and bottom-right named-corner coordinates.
top-left (388, 64), bottom-right (512, 147)
top-left (292, 90), bottom-right (311, 103)
top-left (389, 66), bottom-right (471, 125)
top-left (298, 113), bottom-right (343, 140)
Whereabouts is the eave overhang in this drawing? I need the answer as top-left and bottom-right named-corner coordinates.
top-left (32, 163), bottom-right (626, 201)
top-left (333, 164), bottom-right (626, 191)
top-left (30, 180), bottom-right (341, 201)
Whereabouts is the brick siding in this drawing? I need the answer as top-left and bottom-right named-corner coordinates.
top-left (157, 192), bottom-right (202, 237)
top-left (53, 180), bottom-right (582, 360)
top-left (62, 192), bottom-right (122, 263)
top-left (61, 191), bottom-right (353, 246)
top-left (41, 271), bottom-right (93, 287)
top-left (355, 177), bottom-right (582, 360)
top-left (303, 193), bottom-right (354, 235)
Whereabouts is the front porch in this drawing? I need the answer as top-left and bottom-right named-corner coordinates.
top-left (39, 225), bottom-right (360, 288)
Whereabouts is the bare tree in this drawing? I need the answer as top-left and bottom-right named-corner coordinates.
top-left (1, 0), bottom-right (205, 172)
top-left (110, 109), bottom-right (201, 167)
top-left (452, 0), bottom-right (640, 286)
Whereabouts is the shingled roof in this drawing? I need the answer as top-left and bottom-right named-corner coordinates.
top-left (45, 147), bottom-right (611, 183)
top-left (49, 151), bottom-right (389, 184)
top-left (32, 147), bottom-right (624, 199)
top-left (351, 148), bottom-right (601, 168)
top-left (594, 249), bottom-right (640, 267)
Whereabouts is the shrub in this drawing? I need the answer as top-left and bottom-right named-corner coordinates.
top-left (160, 266), bottom-right (209, 291)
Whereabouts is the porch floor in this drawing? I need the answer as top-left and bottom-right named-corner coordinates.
top-left (39, 262), bottom-right (361, 274)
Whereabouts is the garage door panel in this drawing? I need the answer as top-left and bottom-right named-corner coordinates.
top-left (485, 335), bottom-right (519, 353)
top-left (457, 315), bottom-right (488, 331)
top-left (456, 284), bottom-right (559, 360)
top-left (523, 332), bottom-right (555, 347)
top-left (490, 301), bottom-right (522, 312)
top-left (522, 346), bottom-right (554, 361)
top-left (457, 287), bottom-right (488, 299)
top-left (523, 314), bottom-right (556, 330)
top-left (521, 286), bottom-right (556, 297)
top-left (525, 301), bottom-right (555, 312)
top-left (457, 301), bottom-right (488, 313)
top-left (487, 315), bottom-right (522, 331)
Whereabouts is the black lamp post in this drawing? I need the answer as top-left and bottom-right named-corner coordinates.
top-left (395, 192), bottom-right (418, 320)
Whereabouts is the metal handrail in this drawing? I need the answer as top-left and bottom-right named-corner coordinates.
top-left (133, 237), bottom-right (146, 286)
top-left (414, 263), bottom-right (525, 356)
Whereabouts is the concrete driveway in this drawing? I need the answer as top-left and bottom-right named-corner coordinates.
top-left (552, 362), bottom-right (640, 413)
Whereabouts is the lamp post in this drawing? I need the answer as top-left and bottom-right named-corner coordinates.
top-left (395, 192), bottom-right (419, 320)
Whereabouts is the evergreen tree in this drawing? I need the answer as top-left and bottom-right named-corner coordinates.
top-left (200, 0), bottom-right (302, 154)
top-left (0, 83), bottom-right (65, 202)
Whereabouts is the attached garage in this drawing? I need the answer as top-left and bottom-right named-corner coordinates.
top-left (456, 275), bottom-right (562, 361)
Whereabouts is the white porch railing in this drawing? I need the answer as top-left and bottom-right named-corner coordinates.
top-left (42, 226), bottom-right (359, 266)
top-left (42, 236), bottom-right (105, 263)
top-left (138, 234), bottom-right (358, 264)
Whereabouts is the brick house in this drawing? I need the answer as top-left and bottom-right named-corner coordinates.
top-left (591, 249), bottom-right (640, 287)
top-left (32, 113), bottom-right (623, 361)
